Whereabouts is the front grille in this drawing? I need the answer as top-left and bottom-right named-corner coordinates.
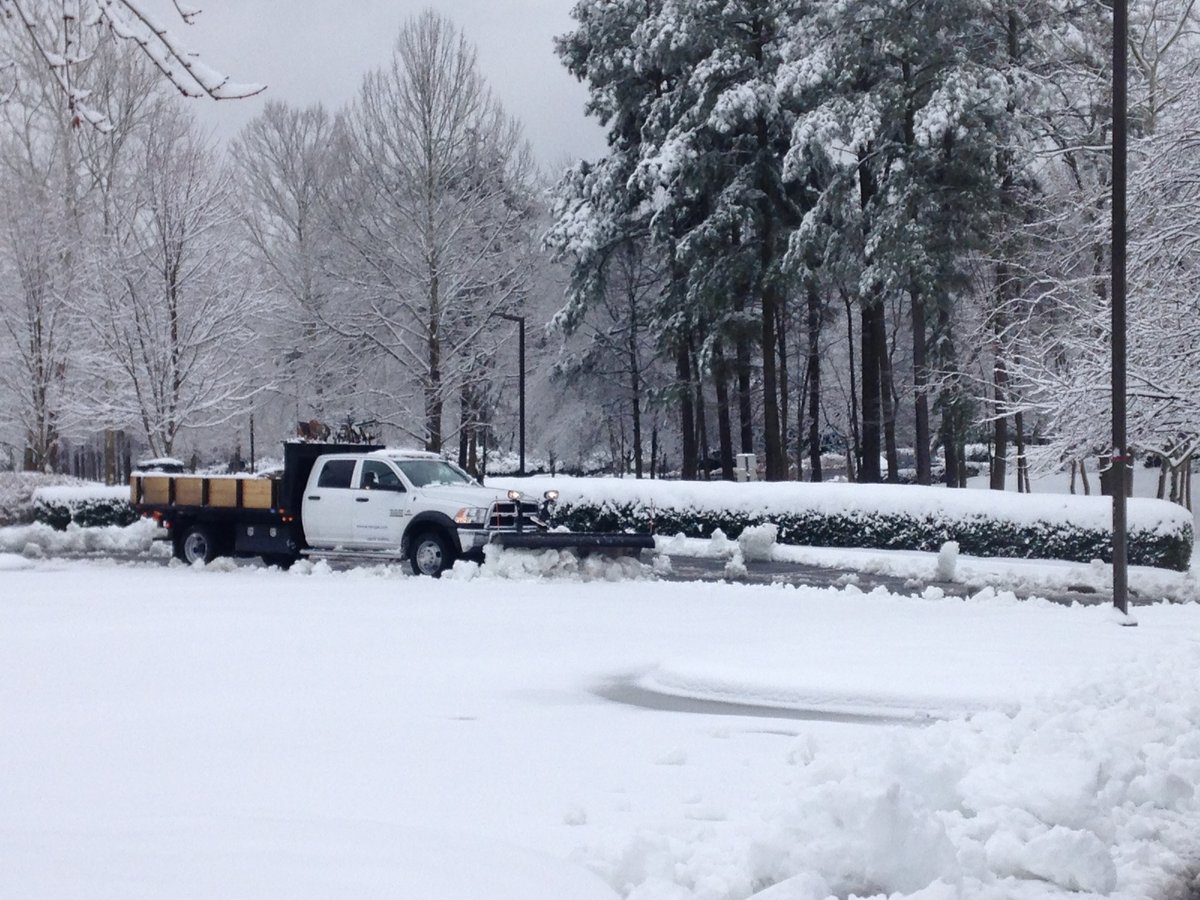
top-left (488, 501), bottom-right (541, 531)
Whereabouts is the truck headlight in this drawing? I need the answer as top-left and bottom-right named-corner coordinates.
top-left (543, 489), bottom-right (559, 501)
top-left (454, 507), bottom-right (488, 525)
top-left (507, 489), bottom-right (523, 501)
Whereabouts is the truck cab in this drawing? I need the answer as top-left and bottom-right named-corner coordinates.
top-left (301, 449), bottom-right (543, 575)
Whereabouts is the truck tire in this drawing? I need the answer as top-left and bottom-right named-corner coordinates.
top-left (176, 525), bottom-right (219, 565)
top-left (409, 530), bottom-right (454, 577)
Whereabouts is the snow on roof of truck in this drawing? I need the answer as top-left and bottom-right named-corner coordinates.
top-left (371, 448), bottom-right (443, 461)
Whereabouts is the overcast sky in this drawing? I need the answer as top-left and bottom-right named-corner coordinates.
top-left (184, 0), bottom-right (608, 167)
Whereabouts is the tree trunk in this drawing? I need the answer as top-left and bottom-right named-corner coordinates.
top-left (693, 343), bottom-right (710, 480)
top-left (859, 299), bottom-right (883, 483)
top-left (735, 293), bottom-right (754, 455)
top-left (714, 342), bottom-right (735, 481)
top-left (942, 409), bottom-right (959, 488)
top-left (911, 287), bottom-right (931, 485)
top-left (458, 384), bottom-right (470, 469)
top-left (806, 280), bottom-right (823, 482)
top-left (843, 292), bottom-right (861, 475)
top-left (990, 378), bottom-right (1009, 492)
top-left (650, 422), bottom-right (659, 480)
top-left (1014, 410), bottom-right (1029, 492)
top-left (676, 340), bottom-right (697, 479)
top-left (991, 265), bottom-right (1011, 490)
top-left (630, 334), bottom-right (644, 480)
top-left (876, 307), bottom-right (898, 482)
top-left (776, 299), bottom-right (790, 478)
top-left (762, 284), bottom-right (785, 480)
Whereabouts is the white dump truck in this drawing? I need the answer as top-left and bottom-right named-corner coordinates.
top-left (130, 440), bottom-right (653, 575)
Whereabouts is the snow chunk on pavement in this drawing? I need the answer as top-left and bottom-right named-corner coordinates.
top-left (935, 540), bottom-right (958, 580)
top-left (737, 523), bottom-right (778, 562)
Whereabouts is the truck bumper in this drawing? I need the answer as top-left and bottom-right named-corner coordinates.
top-left (457, 528), bottom-right (490, 555)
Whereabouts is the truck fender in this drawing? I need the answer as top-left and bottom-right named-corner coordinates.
top-left (402, 512), bottom-right (459, 555)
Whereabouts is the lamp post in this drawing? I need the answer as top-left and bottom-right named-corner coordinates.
top-left (498, 313), bottom-right (526, 476)
top-left (1112, 0), bottom-right (1132, 621)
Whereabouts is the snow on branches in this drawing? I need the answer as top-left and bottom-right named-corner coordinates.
top-left (0, 0), bottom-right (263, 130)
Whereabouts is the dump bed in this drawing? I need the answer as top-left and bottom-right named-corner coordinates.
top-left (129, 441), bottom-right (384, 518)
top-left (130, 473), bottom-right (280, 512)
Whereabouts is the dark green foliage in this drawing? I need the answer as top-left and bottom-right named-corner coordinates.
top-left (33, 497), bottom-right (139, 530)
top-left (553, 499), bottom-right (1192, 571)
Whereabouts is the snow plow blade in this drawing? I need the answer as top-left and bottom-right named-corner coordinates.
top-left (490, 532), bottom-right (655, 557)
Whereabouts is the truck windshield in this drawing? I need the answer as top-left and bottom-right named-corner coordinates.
top-left (395, 460), bottom-right (474, 488)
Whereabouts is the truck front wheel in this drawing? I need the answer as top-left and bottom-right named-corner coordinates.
top-left (177, 525), bottom-right (219, 565)
top-left (409, 530), bottom-right (454, 577)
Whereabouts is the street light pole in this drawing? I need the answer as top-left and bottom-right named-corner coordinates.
top-left (1112, 0), bottom-right (1132, 620)
top-left (499, 313), bottom-right (526, 476)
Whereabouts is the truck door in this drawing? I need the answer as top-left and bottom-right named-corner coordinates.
top-left (302, 458), bottom-right (358, 546)
top-left (350, 460), bottom-right (411, 547)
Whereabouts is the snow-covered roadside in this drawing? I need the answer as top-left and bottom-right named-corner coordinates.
top-left (656, 531), bottom-right (1200, 603)
top-left (0, 516), bottom-right (164, 557)
top-left (2, 560), bottom-right (1199, 899)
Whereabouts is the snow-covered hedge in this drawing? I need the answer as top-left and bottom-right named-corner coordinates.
top-left (494, 477), bottom-right (1194, 571)
top-left (32, 484), bottom-right (138, 530)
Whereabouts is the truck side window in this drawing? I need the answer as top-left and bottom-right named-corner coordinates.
top-left (359, 460), bottom-right (403, 491)
top-left (317, 459), bottom-right (356, 489)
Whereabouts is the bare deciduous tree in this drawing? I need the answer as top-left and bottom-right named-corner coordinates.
top-left (232, 100), bottom-right (344, 423)
top-left (82, 106), bottom-right (268, 456)
top-left (325, 10), bottom-right (537, 452)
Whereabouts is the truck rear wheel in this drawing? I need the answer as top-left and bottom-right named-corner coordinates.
top-left (177, 525), bottom-right (219, 565)
top-left (409, 530), bottom-right (454, 577)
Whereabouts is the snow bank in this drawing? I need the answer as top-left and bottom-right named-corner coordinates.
top-left (447, 543), bottom-right (650, 582)
top-left (585, 638), bottom-right (1200, 899)
top-left (0, 518), bottom-right (164, 555)
top-left (655, 536), bottom-right (1200, 604)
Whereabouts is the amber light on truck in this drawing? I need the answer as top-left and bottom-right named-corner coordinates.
top-left (455, 507), bottom-right (488, 525)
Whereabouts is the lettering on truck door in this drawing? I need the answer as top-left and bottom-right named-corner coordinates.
top-left (352, 460), bottom-right (411, 546)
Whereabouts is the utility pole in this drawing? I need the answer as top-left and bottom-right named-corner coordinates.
top-left (1112, 0), bottom-right (1133, 622)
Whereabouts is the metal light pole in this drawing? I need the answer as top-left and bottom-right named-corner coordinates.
top-left (1112, 0), bottom-right (1132, 620)
top-left (498, 313), bottom-right (526, 476)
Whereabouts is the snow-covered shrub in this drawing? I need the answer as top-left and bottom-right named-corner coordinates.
top-left (494, 477), bottom-right (1194, 571)
top-left (0, 472), bottom-right (90, 526)
top-left (32, 485), bottom-right (138, 530)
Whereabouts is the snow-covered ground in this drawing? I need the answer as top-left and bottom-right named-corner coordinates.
top-left (2, 557), bottom-right (1199, 899)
